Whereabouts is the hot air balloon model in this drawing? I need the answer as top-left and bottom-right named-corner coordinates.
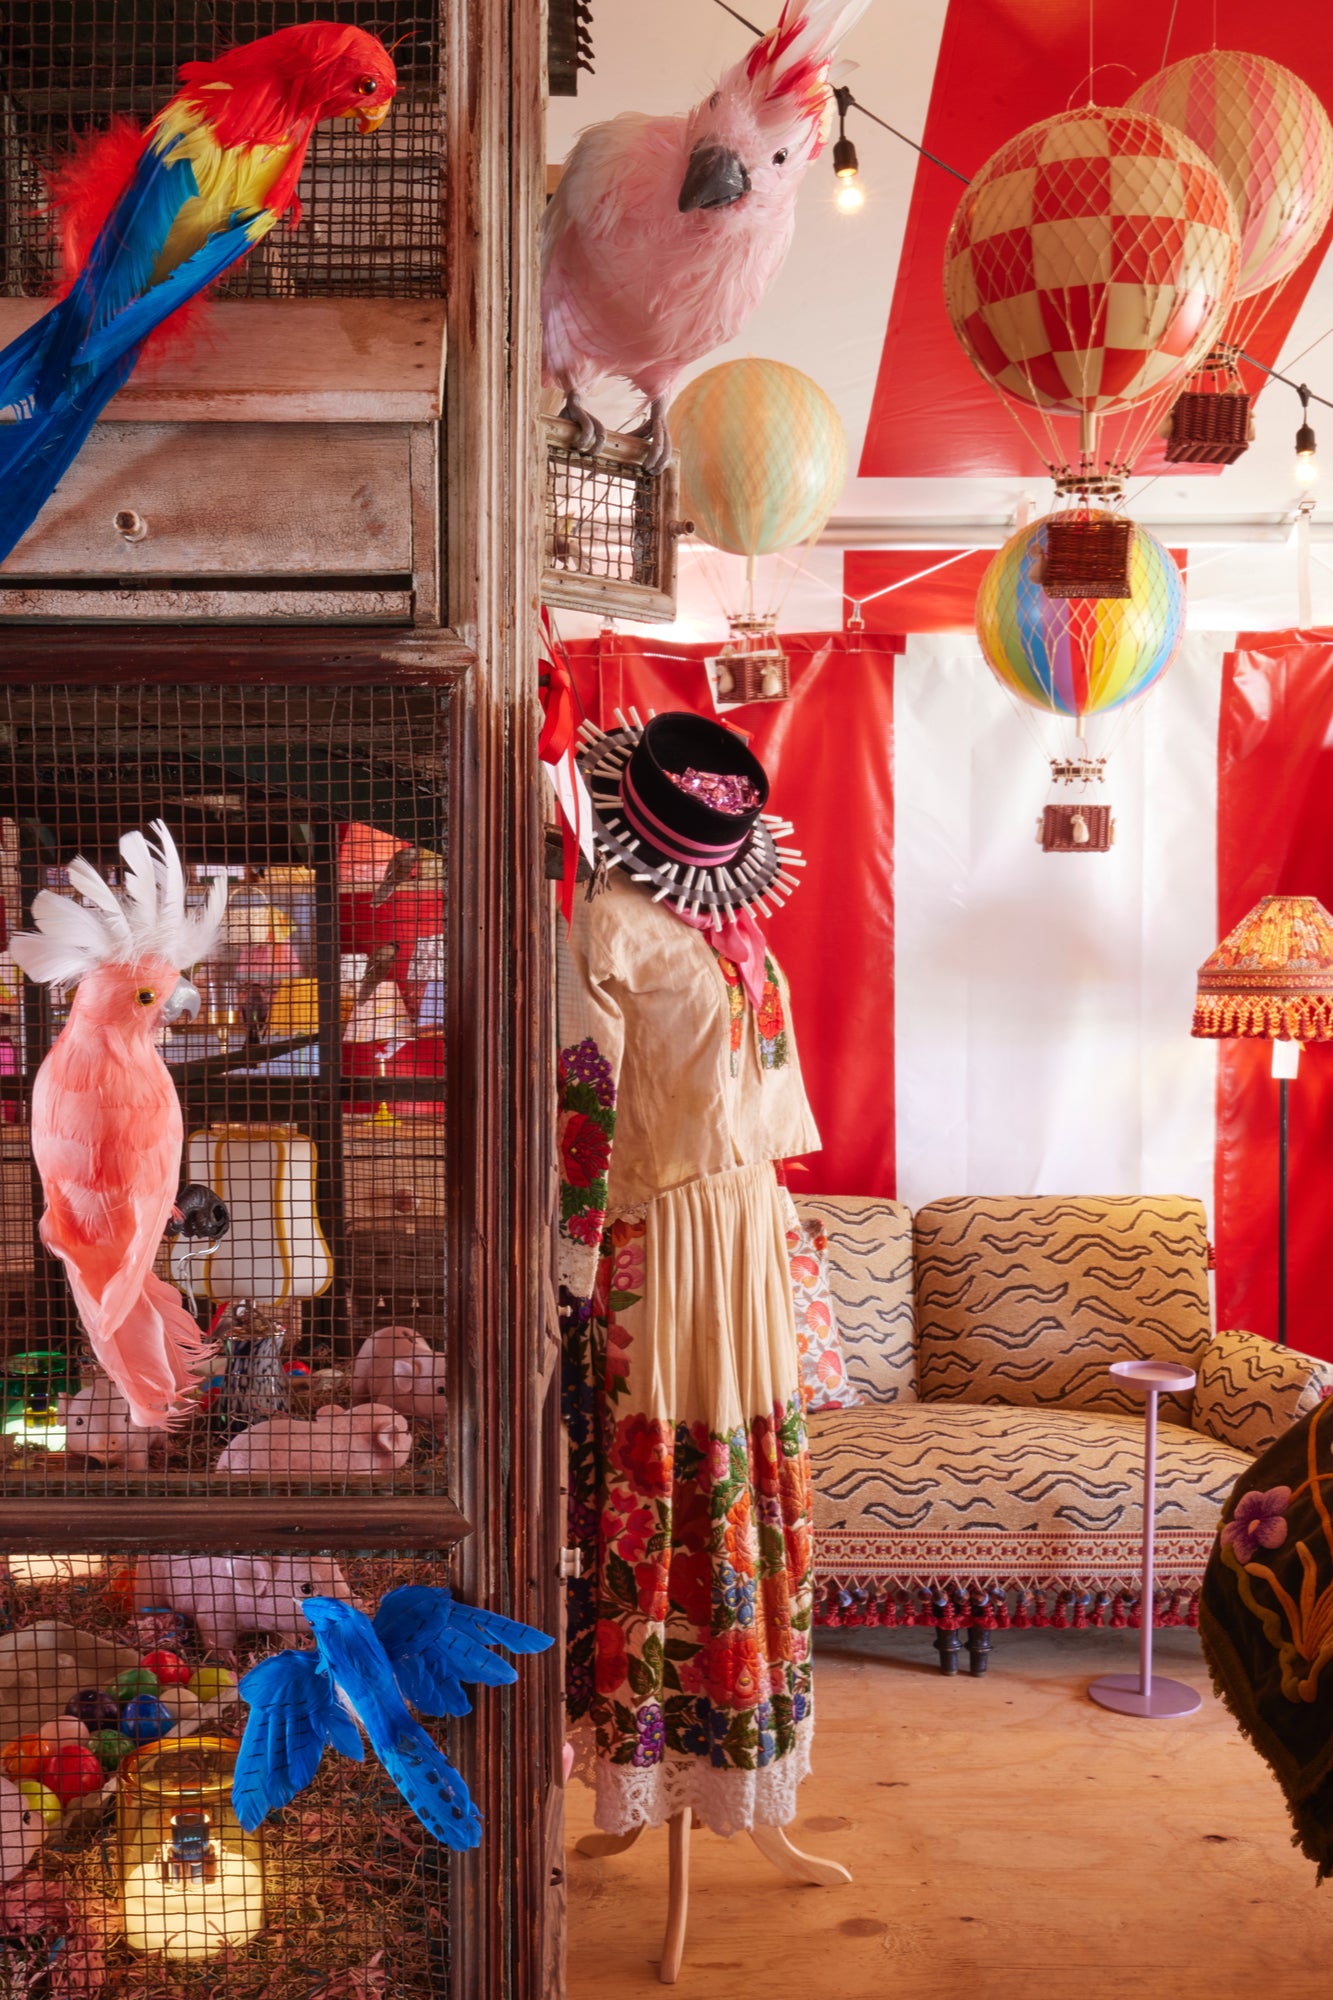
top-left (1126, 52), bottom-right (1333, 464)
top-left (669, 358), bottom-right (847, 706)
top-left (945, 106), bottom-right (1241, 584)
top-left (975, 510), bottom-right (1186, 849)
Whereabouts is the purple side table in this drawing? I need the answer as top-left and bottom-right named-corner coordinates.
top-left (1089, 1359), bottom-right (1202, 1720)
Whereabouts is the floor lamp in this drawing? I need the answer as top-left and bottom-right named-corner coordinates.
top-left (1192, 894), bottom-right (1333, 1348)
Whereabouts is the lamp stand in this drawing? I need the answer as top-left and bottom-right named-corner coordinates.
top-left (1272, 1040), bottom-right (1301, 1350)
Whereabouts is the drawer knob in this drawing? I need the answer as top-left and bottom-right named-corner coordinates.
top-left (114, 509), bottom-right (148, 542)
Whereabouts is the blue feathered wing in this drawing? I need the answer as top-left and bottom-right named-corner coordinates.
top-left (230, 1648), bottom-right (364, 1831)
top-left (0, 136), bottom-right (263, 563)
top-left (372, 1584), bottom-right (554, 1718)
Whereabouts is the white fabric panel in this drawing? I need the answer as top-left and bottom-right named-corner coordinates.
top-left (894, 632), bottom-right (1228, 1219)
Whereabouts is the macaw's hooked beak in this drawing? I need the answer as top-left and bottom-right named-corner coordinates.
top-left (160, 977), bottom-right (201, 1025)
top-left (678, 144), bottom-right (751, 213)
top-left (350, 100), bottom-right (392, 135)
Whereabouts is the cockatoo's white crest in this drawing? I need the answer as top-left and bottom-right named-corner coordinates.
top-left (8, 820), bottom-right (227, 988)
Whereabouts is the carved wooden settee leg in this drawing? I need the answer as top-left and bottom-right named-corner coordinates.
top-left (933, 1622), bottom-right (961, 1674)
top-left (967, 1623), bottom-right (992, 1676)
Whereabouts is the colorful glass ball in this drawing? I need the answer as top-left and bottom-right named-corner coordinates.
top-left (1, 1736), bottom-right (52, 1783)
top-left (113, 1668), bottom-right (160, 1701)
top-left (87, 1730), bottom-right (134, 1772)
top-left (140, 1651), bottom-right (192, 1687)
top-left (66, 1688), bottom-right (121, 1729)
top-left (39, 1743), bottom-right (104, 1802)
top-left (187, 1667), bottom-right (238, 1702)
top-left (119, 1696), bottom-right (173, 1743)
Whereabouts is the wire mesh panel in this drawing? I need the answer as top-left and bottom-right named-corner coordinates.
top-left (0, 682), bottom-right (454, 1499)
top-left (0, 1), bottom-right (444, 298)
top-left (0, 1547), bottom-right (452, 1997)
top-left (541, 416), bottom-right (682, 624)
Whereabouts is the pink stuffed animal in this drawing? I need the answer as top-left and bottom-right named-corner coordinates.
top-left (58, 1377), bottom-right (165, 1469)
top-left (213, 1403), bottom-right (411, 1477)
top-left (134, 1553), bottom-right (359, 1649)
top-left (351, 1326), bottom-right (448, 1424)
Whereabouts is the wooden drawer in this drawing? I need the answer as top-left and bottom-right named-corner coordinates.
top-left (0, 299), bottom-right (443, 625)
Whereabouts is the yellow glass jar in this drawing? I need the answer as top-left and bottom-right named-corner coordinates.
top-left (116, 1734), bottom-right (265, 1959)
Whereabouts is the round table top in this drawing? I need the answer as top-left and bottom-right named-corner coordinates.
top-left (1109, 1357), bottom-right (1197, 1395)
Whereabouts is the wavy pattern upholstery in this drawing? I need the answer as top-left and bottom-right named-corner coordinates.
top-left (913, 1196), bottom-right (1211, 1424)
top-left (808, 1400), bottom-right (1250, 1593)
top-left (1194, 1328), bottom-right (1333, 1456)
top-left (795, 1194), bottom-right (916, 1406)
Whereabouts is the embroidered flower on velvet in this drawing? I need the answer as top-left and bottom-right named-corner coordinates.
top-left (669, 1549), bottom-right (714, 1629)
top-left (1223, 1485), bottom-right (1292, 1565)
top-left (560, 1036), bottom-right (616, 1110)
top-left (756, 957), bottom-right (788, 1070)
top-left (604, 1320), bottom-right (633, 1398)
top-left (635, 1559), bottom-right (671, 1622)
top-left (605, 1486), bottom-right (657, 1564)
top-left (560, 1110), bottom-right (612, 1189)
top-left (611, 1412), bottom-right (674, 1496)
top-left (630, 1703), bottom-right (666, 1767)
top-left (713, 1565), bottom-right (757, 1629)
top-left (567, 1209), bottom-right (606, 1248)
top-left (611, 1236), bottom-right (646, 1297)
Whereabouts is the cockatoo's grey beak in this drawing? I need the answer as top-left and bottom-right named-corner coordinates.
top-left (160, 977), bottom-right (202, 1024)
top-left (678, 145), bottom-right (751, 212)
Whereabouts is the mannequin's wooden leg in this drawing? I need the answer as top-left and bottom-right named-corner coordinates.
top-left (575, 1825), bottom-right (644, 1860)
top-left (749, 1824), bottom-right (853, 1887)
top-left (659, 1810), bottom-right (691, 1985)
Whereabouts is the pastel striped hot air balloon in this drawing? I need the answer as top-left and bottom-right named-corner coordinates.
top-left (669, 358), bottom-right (847, 557)
top-left (1127, 52), bottom-right (1333, 313)
top-left (976, 512), bottom-right (1185, 723)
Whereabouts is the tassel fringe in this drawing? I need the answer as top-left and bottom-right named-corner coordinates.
top-left (817, 1580), bottom-right (1201, 1634)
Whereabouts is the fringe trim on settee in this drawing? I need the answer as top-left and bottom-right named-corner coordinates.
top-left (816, 1578), bottom-right (1201, 1633)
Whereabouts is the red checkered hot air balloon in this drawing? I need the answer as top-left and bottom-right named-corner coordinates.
top-left (944, 106), bottom-right (1241, 485)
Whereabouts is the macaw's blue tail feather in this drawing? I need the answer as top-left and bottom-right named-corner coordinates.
top-left (376, 1719), bottom-right (483, 1851)
top-left (0, 344), bottom-right (139, 564)
top-left (0, 310), bottom-right (57, 417)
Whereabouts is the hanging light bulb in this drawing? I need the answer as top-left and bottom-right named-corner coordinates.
top-left (1295, 385), bottom-right (1319, 488)
top-left (832, 85), bottom-right (864, 212)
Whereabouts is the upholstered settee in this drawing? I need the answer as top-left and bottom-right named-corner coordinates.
top-left (799, 1194), bottom-right (1333, 1675)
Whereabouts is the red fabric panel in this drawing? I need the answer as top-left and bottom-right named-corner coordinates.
top-left (1216, 635), bottom-right (1333, 1358)
top-left (860, 0), bottom-right (1333, 482)
top-left (565, 633), bottom-right (897, 1199)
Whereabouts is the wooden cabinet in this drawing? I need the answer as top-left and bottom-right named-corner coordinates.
top-left (0, 301), bottom-right (444, 623)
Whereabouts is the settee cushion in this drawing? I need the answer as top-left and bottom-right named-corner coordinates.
top-left (913, 1196), bottom-right (1211, 1423)
top-left (1194, 1329), bottom-right (1333, 1456)
top-left (796, 1194), bottom-right (916, 1405)
top-left (808, 1400), bottom-right (1250, 1595)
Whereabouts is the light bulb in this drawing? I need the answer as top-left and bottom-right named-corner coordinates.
top-left (835, 175), bottom-right (865, 213)
top-left (1295, 406), bottom-right (1319, 488)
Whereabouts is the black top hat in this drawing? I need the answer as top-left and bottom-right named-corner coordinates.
top-left (576, 710), bottom-right (804, 925)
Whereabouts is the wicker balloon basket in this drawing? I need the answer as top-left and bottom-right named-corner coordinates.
top-left (1041, 513), bottom-right (1133, 600)
top-left (1163, 350), bottom-right (1253, 466)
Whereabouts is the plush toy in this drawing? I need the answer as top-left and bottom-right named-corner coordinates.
top-left (232, 1588), bottom-right (552, 1846)
top-left (213, 1403), bottom-right (412, 1477)
top-left (0, 1771), bottom-right (48, 1882)
top-left (134, 1553), bottom-right (358, 1651)
top-left (58, 1376), bottom-right (167, 1470)
top-left (351, 1328), bottom-right (448, 1424)
top-left (8, 823), bottom-right (226, 1428)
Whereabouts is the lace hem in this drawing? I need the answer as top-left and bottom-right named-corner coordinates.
top-left (567, 1714), bottom-right (815, 1839)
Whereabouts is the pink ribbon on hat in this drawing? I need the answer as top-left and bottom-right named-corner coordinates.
top-left (673, 903), bottom-right (770, 1008)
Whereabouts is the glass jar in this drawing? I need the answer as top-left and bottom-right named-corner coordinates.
top-left (116, 1734), bottom-right (265, 1959)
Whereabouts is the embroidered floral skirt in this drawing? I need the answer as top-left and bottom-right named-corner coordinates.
top-left (563, 1159), bottom-right (815, 1837)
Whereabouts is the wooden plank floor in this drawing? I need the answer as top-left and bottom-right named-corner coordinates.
top-left (567, 1625), bottom-right (1333, 1999)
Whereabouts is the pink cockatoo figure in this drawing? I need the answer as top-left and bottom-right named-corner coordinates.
top-left (541, 0), bottom-right (870, 472)
top-left (9, 822), bottom-right (226, 1429)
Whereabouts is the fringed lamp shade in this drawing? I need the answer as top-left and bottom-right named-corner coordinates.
top-left (1191, 895), bottom-right (1333, 1040)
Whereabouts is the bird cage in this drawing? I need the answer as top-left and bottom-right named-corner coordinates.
top-left (0, 0), bottom-right (444, 300)
top-left (0, 679), bottom-right (464, 1510)
top-left (541, 415), bottom-right (685, 623)
top-left (0, 1544), bottom-right (458, 1999)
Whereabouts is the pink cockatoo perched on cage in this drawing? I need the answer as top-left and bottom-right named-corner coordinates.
top-left (541, 0), bottom-right (871, 473)
top-left (9, 821), bottom-right (226, 1429)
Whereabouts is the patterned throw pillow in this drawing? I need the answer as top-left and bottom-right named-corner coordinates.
top-left (1194, 1328), bottom-right (1333, 1456)
top-left (787, 1211), bottom-right (861, 1413)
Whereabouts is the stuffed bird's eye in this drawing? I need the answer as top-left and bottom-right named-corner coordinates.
top-left (136, 989), bottom-right (156, 1006)
top-left (300, 1581), bottom-right (315, 1594)
top-left (772, 148), bottom-right (789, 165)
top-left (356, 75), bottom-right (379, 95)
